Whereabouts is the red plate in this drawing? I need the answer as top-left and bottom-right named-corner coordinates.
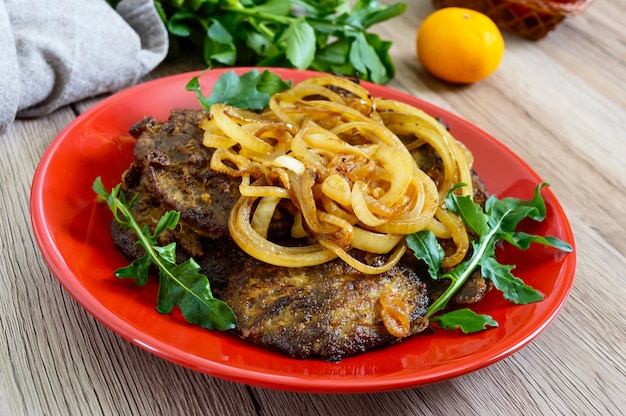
top-left (30, 68), bottom-right (575, 393)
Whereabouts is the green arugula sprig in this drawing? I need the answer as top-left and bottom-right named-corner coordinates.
top-left (149, 0), bottom-right (406, 84)
top-left (406, 183), bottom-right (573, 334)
top-left (93, 177), bottom-right (237, 331)
top-left (186, 69), bottom-right (292, 111)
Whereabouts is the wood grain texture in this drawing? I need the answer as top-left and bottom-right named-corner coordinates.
top-left (1, 1), bottom-right (624, 415)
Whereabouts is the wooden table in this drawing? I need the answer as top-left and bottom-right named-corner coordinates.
top-left (1, 1), bottom-right (624, 414)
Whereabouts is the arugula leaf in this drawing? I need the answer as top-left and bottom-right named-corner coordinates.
top-left (145, 0), bottom-right (406, 83)
top-left (186, 69), bottom-right (292, 111)
top-left (478, 256), bottom-right (544, 304)
top-left (430, 308), bottom-right (498, 334)
top-left (93, 177), bottom-right (237, 331)
top-left (405, 231), bottom-right (443, 281)
top-left (407, 183), bottom-right (573, 333)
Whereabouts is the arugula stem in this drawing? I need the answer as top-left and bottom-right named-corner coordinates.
top-left (111, 196), bottom-right (213, 311)
top-left (424, 227), bottom-right (497, 319)
top-left (114, 200), bottom-right (164, 268)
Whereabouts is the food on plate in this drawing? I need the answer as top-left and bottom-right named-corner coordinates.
top-left (107, 105), bottom-right (444, 360)
top-left (97, 72), bottom-right (571, 361)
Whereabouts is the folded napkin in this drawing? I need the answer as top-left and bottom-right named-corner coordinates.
top-left (0, 0), bottom-right (168, 134)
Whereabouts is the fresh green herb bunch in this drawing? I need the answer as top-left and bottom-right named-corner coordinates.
top-left (145, 0), bottom-right (406, 84)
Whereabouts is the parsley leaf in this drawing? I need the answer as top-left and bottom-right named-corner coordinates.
top-left (280, 17), bottom-right (316, 69)
top-left (93, 177), bottom-right (237, 331)
top-left (407, 183), bottom-right (573, 333)
top-left (186, 69), bottom-right (292, 111)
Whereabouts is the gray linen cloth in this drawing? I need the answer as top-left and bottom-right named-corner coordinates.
top-left (0, 0), bottom-right (168, 134)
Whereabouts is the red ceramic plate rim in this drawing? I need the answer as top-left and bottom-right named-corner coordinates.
top-left (30, 68), bottom-right (576, 393)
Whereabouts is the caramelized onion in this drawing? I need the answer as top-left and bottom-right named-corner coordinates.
top-left (380, 293), bottom-right (413, 338)
top-left (201, 75), bottom-right (474, 272)
top-left (229, 196), bottom-right (337, 267)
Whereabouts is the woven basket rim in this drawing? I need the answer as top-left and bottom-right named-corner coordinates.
top-left (431, 0), bottom-right (595, 39)
top-left (492, 0), bottom-right (594, 16)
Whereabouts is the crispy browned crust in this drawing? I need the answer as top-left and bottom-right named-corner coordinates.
top-left (129, 109), bottom-right (240, 240)
top-left (223, 257), bottom-right (429, 361)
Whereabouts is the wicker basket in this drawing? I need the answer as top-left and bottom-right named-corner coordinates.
top-left (432, 0), bottom-right (594, 40)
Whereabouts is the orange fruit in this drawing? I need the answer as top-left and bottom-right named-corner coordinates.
top-left (416, 7), bottom-right (505, 84)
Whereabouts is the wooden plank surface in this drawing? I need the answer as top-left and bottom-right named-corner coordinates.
top-left (1, 1), bottom-right (624, 414)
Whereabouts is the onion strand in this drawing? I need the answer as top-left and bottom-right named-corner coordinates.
top-left (201, 75), bottom-right (474, 273)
